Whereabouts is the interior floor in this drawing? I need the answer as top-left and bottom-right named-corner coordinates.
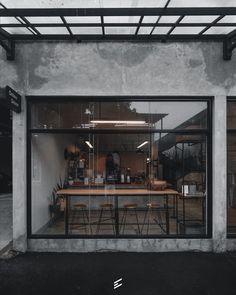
top-left (36, 198), bottom-right (206, 236)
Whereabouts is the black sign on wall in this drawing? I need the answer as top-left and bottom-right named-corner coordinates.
top-left (0, 85), bottom-right (21, 113)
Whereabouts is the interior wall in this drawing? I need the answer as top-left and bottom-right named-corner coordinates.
top-left (31, 134), bottom-right (67, 233)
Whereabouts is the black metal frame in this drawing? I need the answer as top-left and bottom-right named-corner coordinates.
top-left (1, 6), bottom-right (236, 60)
top-left (26, 95), bottom-right (213, 239)
top-left (227, 97), bottom-right (236, 238)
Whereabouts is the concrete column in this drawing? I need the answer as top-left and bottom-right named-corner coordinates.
top-left (212, 96), bottom-right (227, 252)
top-left (12, 96), bottom-right (27, 252)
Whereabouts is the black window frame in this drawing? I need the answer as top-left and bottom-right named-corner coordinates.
top-left (27, 95), bottom-right (213, 239)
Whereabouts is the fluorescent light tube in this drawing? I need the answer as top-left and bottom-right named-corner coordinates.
top-left (85, 141), bottom-right (93, 149)
top-left (90, 120), bottom-right (146, 125)
top-left (137, 141), bottom-right (148, 149)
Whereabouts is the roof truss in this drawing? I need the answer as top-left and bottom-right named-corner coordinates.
top-left (1, 7), bottom-right (236, 61)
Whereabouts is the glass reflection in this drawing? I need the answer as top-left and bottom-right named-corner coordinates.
top-left (31, 100), bottom-right (208, 130)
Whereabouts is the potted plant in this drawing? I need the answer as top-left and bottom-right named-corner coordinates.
top-left (49, 177), bottom-right (65, 217)
top-left (68, 176), bottom-right (74, 186)
top-left (49, 191), bottom-right (61, 216)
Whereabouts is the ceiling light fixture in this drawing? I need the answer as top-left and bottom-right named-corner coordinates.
top-left (85, 141), bottom-right (93, 149)
top-left (90, 120), bottom-right (146, 125)
top-left (137, 141), bottom-right (149, 149)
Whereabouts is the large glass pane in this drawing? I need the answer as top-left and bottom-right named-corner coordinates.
top-left (171, 27), bottom-right (205, 35)
top-left (227, 101), bottom-right (236, 129)
top-left (1, 0), bottom-right (167, 8)
top-left (70, 27), bottom-right (102, 35)
top-left (227, 101), bottom-right (236, 235)
top-left (31, 127), bottom-right (208, 236)
top-left (158, 133), bottom-right (207, 235)
top-left (169, 0), bottom-right (236, 7)
top-left (227, 133), bottom-right (236, 235)
top-left (3, 27), bottom-right (33, 34)
top-left (35, 27), bottom-right (69, 35)
top-left (204, 27), bottom-right (235, 35)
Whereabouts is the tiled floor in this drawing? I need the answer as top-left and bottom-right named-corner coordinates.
top-left (37, 198), bottom-right (206, 236)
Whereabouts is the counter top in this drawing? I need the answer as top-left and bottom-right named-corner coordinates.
top-left (57, 188), bottom-right (178, 196)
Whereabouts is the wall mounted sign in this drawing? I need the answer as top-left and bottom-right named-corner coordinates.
top-left (0, 85), bottom-right (21, 113)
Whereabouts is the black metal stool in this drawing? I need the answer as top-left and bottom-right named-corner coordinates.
top-left (141, 203), bottom-right (162, 234)
top-left (96, 203), bottom-right (115, 234)
top-left (70, 203), bottom-right (91, 234)
top-left (120, 203), bottom-right (140, 234)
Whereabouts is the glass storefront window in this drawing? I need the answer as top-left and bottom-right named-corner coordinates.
top-left (227, 100), bottom-right (236, 236)
top-left (29, 98), bottom-right (210, 237)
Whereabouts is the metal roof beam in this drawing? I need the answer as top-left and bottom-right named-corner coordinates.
top-left (223, 29), bottom-right (236, 60)
top-left (9, 34), bottom-right (225, 41)
top-left (0, 28), bottom-right (15, 60)
top-left (1, 8), bottom-right (236, 17)
top-left (1, 22), bottom-right (236, 28)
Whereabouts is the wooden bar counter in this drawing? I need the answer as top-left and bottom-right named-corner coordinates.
top-left (57, 188), bottom-right (179, 235)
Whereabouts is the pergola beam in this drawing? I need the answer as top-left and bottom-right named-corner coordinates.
top-left (223, 29), bottom-right (236, 60)
top-left (7, 34), bottom-right (226, 41)
top-left (1, 7), bottom-right (236, 17)
top-left (0, 28), bottom-right (15, 60)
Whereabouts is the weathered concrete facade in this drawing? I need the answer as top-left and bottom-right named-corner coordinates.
top-left (0, 41), bottom-right (235, 252)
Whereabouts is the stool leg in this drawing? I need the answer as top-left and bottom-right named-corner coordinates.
top-left (141, 207), bottom-right (149, 234)
top-left (84, 209), bottom-right (92, 235)
top-left (109, 207), bottom-right (115, 234)
top-left (122, 208), bottom-right (128, 234)
top-left (70, 208), bottom-right (75, 234)
top-left (146, 208), bottom-right (151, 235)
top-left (71, 208), bottom-right (80, 234)
top-left (119, 208), bottom-right (125, 233)
top-left (81, 208), bottom-right (87, 234)
top-left (134, 208), bottom-right (140, 234)
top-left (96, 208), bottom-right (104, 234)
top-left (156, 209), bottom-right (165, 234)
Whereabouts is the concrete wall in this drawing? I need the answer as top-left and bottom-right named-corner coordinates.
top-left (0, 41), bottom-right (235, 252)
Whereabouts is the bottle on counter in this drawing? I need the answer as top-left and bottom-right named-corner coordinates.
top-left (121, 169), bottom-right (125, 183)
top-left (126, 168), bottom-right (131, 183)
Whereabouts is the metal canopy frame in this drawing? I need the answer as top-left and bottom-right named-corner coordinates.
top-left (1, 7), bottom-right (236, 60)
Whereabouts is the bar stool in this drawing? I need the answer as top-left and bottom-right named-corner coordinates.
top-left (70, 203), bottom-right (91, 234)
top-left (141, 203), bottom-right (162, 234)
top-left (120, 203), bottom-right (140, 234)
top-left (96, 203), bottom-right (115, 234)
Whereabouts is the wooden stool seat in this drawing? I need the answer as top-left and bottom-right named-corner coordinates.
top-left (147, 203), bottom-right (161, 209)
top-left (124, 203), bottom-right (137, 209)
top-left (100, 203), bottom-right (113, 209)
top-left (74, 203), bottom-right (87, 208)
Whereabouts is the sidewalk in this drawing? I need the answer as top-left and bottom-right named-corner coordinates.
top-left (0, 252), bottom-right (236, 295)
top-left (0, 194), bottom-right (12, 250)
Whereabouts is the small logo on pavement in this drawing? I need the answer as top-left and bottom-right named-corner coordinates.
top-left (114, 278), bottom-right (123, 290)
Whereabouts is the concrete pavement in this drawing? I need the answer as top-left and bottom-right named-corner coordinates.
top-left (0, 194), bottom-right (12, 250)
top-left (0, 252), bottom-right (236, 295)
